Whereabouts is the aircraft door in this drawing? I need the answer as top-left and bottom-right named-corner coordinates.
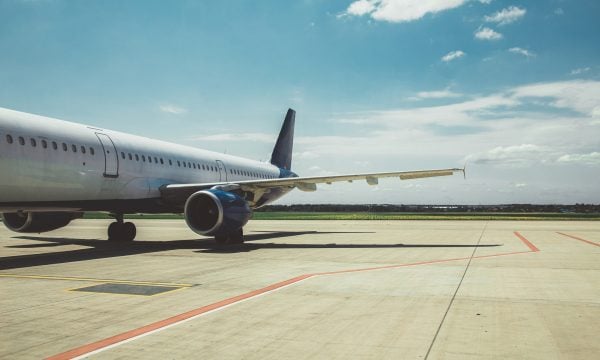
top-left (216, 160), bottom-right (227, 181)
top-left (95, 133), bottom-right (119, 177)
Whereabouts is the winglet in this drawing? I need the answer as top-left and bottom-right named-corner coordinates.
top-left (462, 163), bottom-right (467, 180)
top-left (270, 108), bottom-right (295, 170)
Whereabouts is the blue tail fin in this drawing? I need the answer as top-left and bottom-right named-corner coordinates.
top-left (270, 108), bottom-right (295, 170)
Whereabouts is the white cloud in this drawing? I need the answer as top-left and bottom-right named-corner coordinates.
top-left (557, 152), bottom-right (600, 165)
top-left (192, 133), bottom-right (274, 143)
top-left (441, 50), bottom-right (466, 62)
top-left (554, 8), bottom-right (564, 16)
top-left (479, 0), bottom-right (493, 4)
top-left (407, 89), bottom-right (463, 101)
top-left (510, 80), bottom-right (600, 117)
top-left (464, 144), bottom-right (553, 167)
top-left (484, 6), bottom-right (526, 25)
top-left (508, 47), bottom-right (535, 58)
top-left (474, 27), bottom-right (503, 40)
top-left (341, 0), bottom-right (467, 23)
top-left (346, 0), bottom-right (377, 16)
top-left (159, 104), bottom-right (187, 115)
top-left (570, 67), bottom-right (591, 75)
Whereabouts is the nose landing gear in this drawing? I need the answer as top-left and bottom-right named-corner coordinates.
top-left (108, 214), bottom-right (137, 242)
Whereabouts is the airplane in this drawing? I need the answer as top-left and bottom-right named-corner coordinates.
top-left (0, 107), bottom-right (464, 244)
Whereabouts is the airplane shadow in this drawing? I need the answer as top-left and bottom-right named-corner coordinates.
top-left (0, 231), bottom-right (501, 270)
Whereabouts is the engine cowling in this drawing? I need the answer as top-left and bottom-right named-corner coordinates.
top-left (184, 189), bottom-right (252, 236)
top-left (1, 212), bottom-right (81, 233)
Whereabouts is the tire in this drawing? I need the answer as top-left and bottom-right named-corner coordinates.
top-left (122, 222), bottom-right (137, 242)
top-left (108, 222), bottom-right (120, 241)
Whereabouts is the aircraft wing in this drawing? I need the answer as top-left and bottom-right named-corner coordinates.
top-left (160, 167), bottom-right (464, 207)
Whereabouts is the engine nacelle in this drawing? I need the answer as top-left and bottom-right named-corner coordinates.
top-left (184, 189), bottom-right (252, 236)
top-left (1, 212), bottom-right (81, 233)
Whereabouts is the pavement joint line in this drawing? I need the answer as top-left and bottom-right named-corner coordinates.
top-left (46, 231), bottom-right (539, 360)
top-left (0, 274), bottom-right (194, 287)
top-left (556, 232), bottom-right (600, 247)
top-left (423, 222), bottom-right (488, 360)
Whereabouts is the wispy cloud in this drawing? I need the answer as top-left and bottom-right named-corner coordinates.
top-left (159, 104), bottom-right (187, 115)
top-left (570, 67), bottom-right (591, 75)
top-left (474, 27), bottom-right (503, 40)
top-left (554, 8), bottom-right (564, 16)
top-left (441, 50), bottom-right (466, 62)
top-left (484, 6), bottom-right (526, 25)
top-left (465, 144), bottom-right (554, 167)
top-left (508, 47), bottom-right (535, 58)
top-left (407, 88), bottom-right (463, 101)
top-left (557, 152), bottom-right (600, 165)
top-left (339, 0), bottom-right (468, 23)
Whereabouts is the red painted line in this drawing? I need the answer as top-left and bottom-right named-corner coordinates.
top-left (514, 231), bottom-right (540, 252)
top-left (556, 232), bottom-right (600, 247)
top-left (46, 274), bottom-right (314, 360)
top-left (47, 232), bottom-right (540, 359)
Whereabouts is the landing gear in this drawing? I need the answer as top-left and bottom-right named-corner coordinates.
top-left (215, 228), bottom-right (244, 246)
top-left (108, 214), bottom-right (136, 242)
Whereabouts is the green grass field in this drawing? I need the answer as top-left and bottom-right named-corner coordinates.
top-left (82, 212), bottom-right (600, 221)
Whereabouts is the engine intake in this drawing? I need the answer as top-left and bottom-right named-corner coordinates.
top-left (2, 212), bottom-right (81, 233)
top-left (184, 189), bottom-right (252, 236)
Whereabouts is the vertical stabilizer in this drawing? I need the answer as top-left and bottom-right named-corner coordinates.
top-left (270, 109), bottom-right (295, 170)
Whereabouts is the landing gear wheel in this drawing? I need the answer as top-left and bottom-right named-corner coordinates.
top-left (108, 221), bottom-right (137, 242)
top-left (122, 222), bottom-right (137, 241)
top-left (228, 229), bottom-right (244, 244)
top-left (214, 229), bottom-right (244, 246)
top-left (108, 222), bottom-right (120, 241)
top-left (215, 235), bottom-right (228, 245)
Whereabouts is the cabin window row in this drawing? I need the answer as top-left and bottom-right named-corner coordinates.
top-left (118, 151), bottom-right (222, 172)
top-left (229, 168), bottom-right (275, 179)
top-left (4, 134), bottom-right (95, 155)
top-left (117, 151), bottom-right (274, 178)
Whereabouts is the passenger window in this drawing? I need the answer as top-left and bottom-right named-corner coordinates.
top-left (81, 146), bottom-right (86, 154)
top-left (19, 136), bottom-right (25, 145)
top-left (142, 155), bottom-right (146, 162)
top-left (193, 163), bottom-right (196, 169)
top-left (6, 134), bottom-right (13, 144)
top-left (121, 152), bottom-right (125, 159)
top-left (72, 144), bottom-right (77, 153)
top-left (177, 160), bottom-right (181, 167)
top-left (90, 147), bottom-right (95, 155)
top-left (160, 158), bottom-right (164, 164)
top-left (62, 143), bottom-right (67, 151)
top-left (169, 159), bottom-right (172, 165)
top-left (148, 156), bottom-right (152, 163)
top-left (188, 162), bottom-right (191, 168)
top-left (154, 157), bottom-right (158, 163)
top-left (183, 162), bottom-right (186, 168)
top-left (135, 154), bottom-right (139, 161)
top-left (52, 141), bottom-right (58, 150)
top-left (30, 138), bottom-right (37, 147)
top-left (42, 140), bottom-right (48, 149)
top-left (128, 153), bottom-right (132, 160)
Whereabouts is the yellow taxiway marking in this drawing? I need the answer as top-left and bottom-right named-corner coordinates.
top-left (0, 273), bottom-right (194, 287)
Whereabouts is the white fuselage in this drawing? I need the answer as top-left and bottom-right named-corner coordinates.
top-left (0, 107), bottom-right (282, 212)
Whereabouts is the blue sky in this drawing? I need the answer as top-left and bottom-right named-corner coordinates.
top-left (1, 0), bottom-right (599, 204)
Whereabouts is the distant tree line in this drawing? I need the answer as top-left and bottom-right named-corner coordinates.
top-left (256, 204), bottom-right (600, 213)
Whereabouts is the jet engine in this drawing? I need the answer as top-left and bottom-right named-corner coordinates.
top-left (1, 212), bottom-right (81, 233)
top-left (184, 189), bottom-right (252, 237)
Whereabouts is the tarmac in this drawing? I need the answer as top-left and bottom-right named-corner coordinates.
top-left (0, 219), bottom-right (598, 359)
